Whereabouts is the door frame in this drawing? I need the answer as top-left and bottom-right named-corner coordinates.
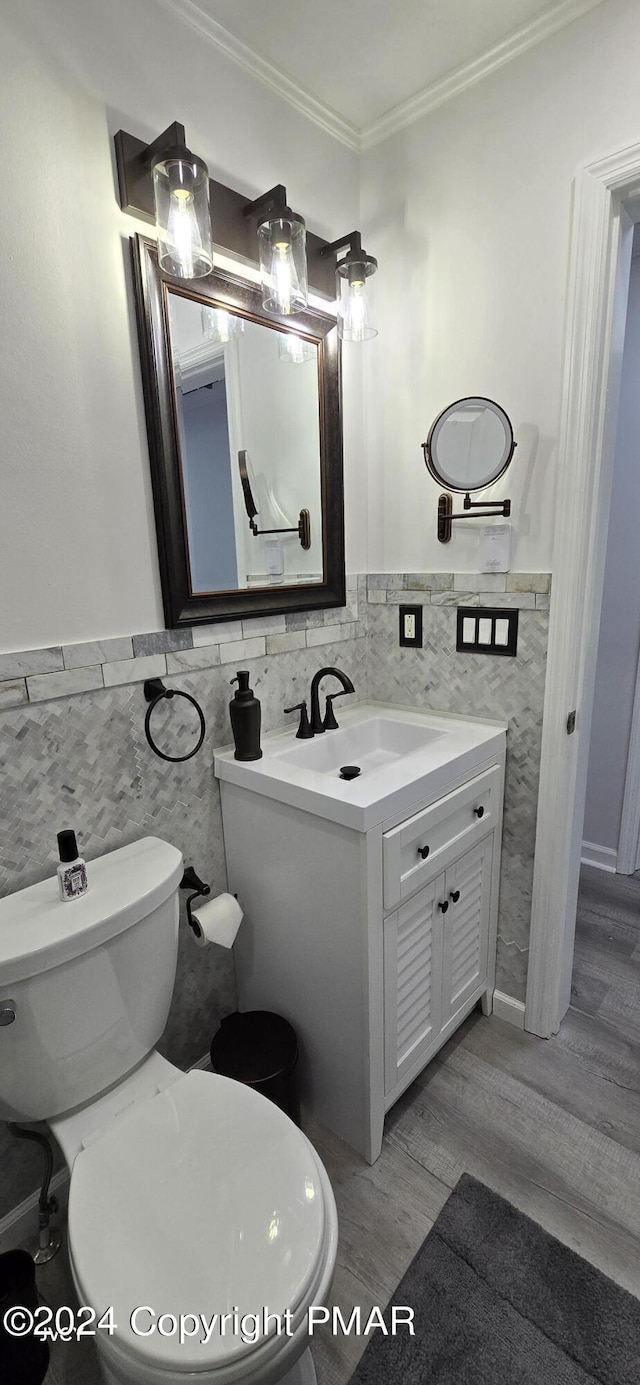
top-left (617, 645), bottom-right (640, 874)
top-left (525, 141), bottom-right (640, 1038)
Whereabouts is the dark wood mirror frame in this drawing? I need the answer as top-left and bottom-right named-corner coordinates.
top-left (131, 233), bottom-right (345, 627)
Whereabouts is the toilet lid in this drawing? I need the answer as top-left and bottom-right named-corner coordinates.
top-left (68, 1070), bottom-right (328, 1374)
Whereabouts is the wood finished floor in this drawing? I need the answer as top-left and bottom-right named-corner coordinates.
top-left (35, 864), bottom-right (640, 1384)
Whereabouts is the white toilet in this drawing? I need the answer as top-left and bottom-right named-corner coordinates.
top-left (0, 837), bottom-right (338, 1385)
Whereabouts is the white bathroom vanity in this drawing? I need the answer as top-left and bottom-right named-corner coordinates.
top-left (215, 702), bottom-right (506, 1163)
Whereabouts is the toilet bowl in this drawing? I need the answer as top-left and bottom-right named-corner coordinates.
top-left (0, 839), bottom-right (338, 1385)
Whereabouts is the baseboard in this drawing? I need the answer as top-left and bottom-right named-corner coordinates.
top-left (581, 840), bottom-right (618, 873)
top-left (492, 990), bottom-right (526, 1029)
top-left (0, 1052), bottom-right (213, 1253)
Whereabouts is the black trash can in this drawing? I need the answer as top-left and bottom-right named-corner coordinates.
top-left (0, 1250), bottom-right (49, 1385)
top-left (210, 1010), bottom-right (299, 1124)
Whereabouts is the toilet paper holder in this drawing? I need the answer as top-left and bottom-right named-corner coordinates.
top-left (180, 866), bottom-right (211, 935)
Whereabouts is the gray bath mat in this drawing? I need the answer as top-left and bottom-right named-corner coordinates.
top-left (348, 1173), bottom-right (640, 1384)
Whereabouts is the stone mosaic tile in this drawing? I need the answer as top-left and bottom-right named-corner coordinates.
top-left (63, 638), bottom-right (133, 668)
top-left (0, 647), bottom-right (63, 679)
top-left (192, 620), bottom-right (243, 647)
top-left (402, 573), bottom-right (454, 591)
top-left (286, 609), bottom-right (324, 631)
top-left (306, 622), bottom-right (359, 647)
top-left (219, 635), bottom-right (266, 665)
top-left (367, 573), bottom-right (407, 589)
top-left (0, 679), bottom-right (28, 711)
top-left (453, 573), bottom-right (507, 592)
top-left (102, 653), bottom-right (166, 687)
top-left (132, 630), bottom-right (192, 656)
top-left (432, 591), bottom-right (535, 608)
top-left (241, 614), bottom-right (286, 639)
top-left (366, 600), bottom-right (549, 1004)
top-left (26, 666), bottom-right (104, 702)
top-left (506, 573), bottom-right (551, 594)
top-left (266, 631), bottom-right (306, 654)
top-left (166, 646), bottom-right (222, 674)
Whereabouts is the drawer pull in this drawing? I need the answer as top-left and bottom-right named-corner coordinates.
top-left (417, 844), bottom-right (430, 860)
top-left (474, 805), bottom-right (485, 818)
top-left (438, 899), bottom-right (449, 913)
top-left (449, 889), bottom-right (460, 903)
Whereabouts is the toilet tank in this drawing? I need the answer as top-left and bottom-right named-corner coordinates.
top-left (0, 837), bottom-right (184, 1122)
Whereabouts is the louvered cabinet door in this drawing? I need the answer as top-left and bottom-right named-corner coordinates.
top-left (442, 837), bottom-right (493, 1025)
top-left (383, 875), bottom-right (444, 1094)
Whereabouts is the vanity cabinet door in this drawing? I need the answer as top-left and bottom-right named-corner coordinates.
top-left (441, 836), bottom-right (493, 1025)
top-left (383, 874), bottom-right (445, 1095)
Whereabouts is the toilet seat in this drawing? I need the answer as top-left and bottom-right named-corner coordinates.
top-left (66, 1069), bottom-right (337, 1381)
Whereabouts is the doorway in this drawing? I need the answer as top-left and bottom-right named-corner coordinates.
top-left (581, 232), bottom-right (640, 879)
top-left (525, 140), bottom-right (640, 1039)
top-left (568, 232), bottom-right (640, 1039)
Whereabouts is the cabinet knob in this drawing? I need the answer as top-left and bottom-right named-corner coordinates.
top-left (438, 899), bottom-right (449, 913)
top-left (474, 805), bottom-right (485, 819)
top-left (417, 844), bottom-right (430, 860)
top-left (449, 889), bottom-right (460, 903)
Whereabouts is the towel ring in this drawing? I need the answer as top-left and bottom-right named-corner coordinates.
top-left (143, 678), bottom-right (206, 763)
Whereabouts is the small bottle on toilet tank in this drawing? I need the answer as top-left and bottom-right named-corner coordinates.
top-left (57, 830), bottom-right (88, 901)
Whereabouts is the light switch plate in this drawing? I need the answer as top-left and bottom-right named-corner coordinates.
top-left (399, 605), bottom-right (423, 648)
top-left (456, 606), bottom-right (519, 656)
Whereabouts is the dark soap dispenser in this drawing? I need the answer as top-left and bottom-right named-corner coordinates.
top-left (229, 671), bottom-right (263, 761)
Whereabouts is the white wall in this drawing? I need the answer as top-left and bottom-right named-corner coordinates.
top-left (0, 0), bottom-right (362, 653)
top-left (582, 250), bottom-right (640, 856)
top-left (361, 0), bottom-right (640, 573)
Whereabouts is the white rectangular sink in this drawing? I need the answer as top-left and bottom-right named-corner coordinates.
top-left (272, 716), bottom-right (446, 775)
top-left (215, 703), bottom-right (507, 832)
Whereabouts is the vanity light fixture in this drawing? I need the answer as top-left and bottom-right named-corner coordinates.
top-left (243, 185), bottom-right (308, 315)
top-left (115, 124), bottom-right (337, 299)
top-left (114, 122), bottom-right (213, 280)
top-left (320, 231), bottom-right (378, 341)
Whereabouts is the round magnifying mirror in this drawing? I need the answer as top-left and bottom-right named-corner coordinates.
top-left (423, 397), bottom-right (515, 493)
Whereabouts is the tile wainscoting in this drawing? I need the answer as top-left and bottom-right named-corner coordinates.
top-left (365, 572), bottom-right (550, 1000)
top-left (0, 582), bottom-right (366, 1220)
top-left (0, 571), bottom-right (548, 1219)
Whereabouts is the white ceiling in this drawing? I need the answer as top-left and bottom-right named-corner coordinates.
top-left (163, 0), bottom-right (605, 147)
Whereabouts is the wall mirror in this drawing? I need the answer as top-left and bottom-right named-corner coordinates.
top-left (131, 234), bottom-right (345, 625)
top-left (422, 397), bottom-right (515, 543)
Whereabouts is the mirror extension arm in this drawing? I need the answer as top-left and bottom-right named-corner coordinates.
top-left (437, 492), bottom-right (511, 544)
top-left (237, 450), bottom-right (311, 550)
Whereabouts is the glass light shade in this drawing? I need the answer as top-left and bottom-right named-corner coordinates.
top-left (278, 332), bottom-right (315, 364)
top-left (153, 153), bottom-right (213, 279)
top-left (257, 214), bottom-right (308, 315)
top-left (201, 306), bottom-right (244, 344)
top-left (336, 259), bottom-right (377, 342)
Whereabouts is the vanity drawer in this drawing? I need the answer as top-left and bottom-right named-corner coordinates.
top-left (383, 765), bottom-right (500, 910)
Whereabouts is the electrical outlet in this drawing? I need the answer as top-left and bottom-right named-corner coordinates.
top-left (399, 605), bottom-right (422, 648)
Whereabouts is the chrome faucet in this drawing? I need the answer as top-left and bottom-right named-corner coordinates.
top-left (309, 666), bottom-right (355, 734)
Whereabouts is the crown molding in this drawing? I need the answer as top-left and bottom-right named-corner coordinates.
top-left (151, 0), bottom-right (361, 152)
top-left (360, 0), bottom-right (604, 149)
top-left (151, 0), bottom-right (603, 155)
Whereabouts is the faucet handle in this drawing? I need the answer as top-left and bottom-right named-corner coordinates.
top-left (284, 700), bottom-right (314, 739)
top-left (323, 692), bottom-right (346, 731)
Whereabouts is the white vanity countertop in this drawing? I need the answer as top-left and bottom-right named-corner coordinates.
top-left (214, 701), bottom-right (507, 832)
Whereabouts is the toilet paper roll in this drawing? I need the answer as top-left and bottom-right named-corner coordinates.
top-left (190, 893), bottom-right (243, 948)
